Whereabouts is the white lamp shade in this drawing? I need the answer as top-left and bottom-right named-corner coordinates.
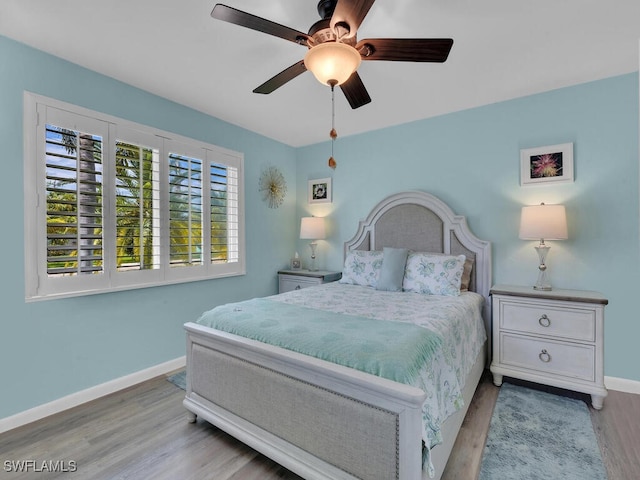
top-left (519, 204), bottom-right (568, 240)
top-left (300, 217), bottom-right (326, 240)
top-left (303, 42), bottom-right (362, 86)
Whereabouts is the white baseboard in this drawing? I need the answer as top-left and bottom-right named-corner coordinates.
top-left (0, 361), bottom-right (635, 436)
top-left (605, 375), bottom-right (640, 394)
top-left (0, 356), bottom-right (186, 435)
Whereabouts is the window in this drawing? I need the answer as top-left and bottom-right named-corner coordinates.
top-left (168, 151), bottom-right (203, 268)
top-left (45, 124), bottom-right (105, 277)
top-left (115, 139), bottom-right (160, 273)
top-left (24, 93), bottom-right (245, 301)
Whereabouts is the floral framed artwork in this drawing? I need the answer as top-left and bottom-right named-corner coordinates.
top-left (520, 142), bottom-right (574, 185)
top-left (308, 177), bottom-right (332, 204)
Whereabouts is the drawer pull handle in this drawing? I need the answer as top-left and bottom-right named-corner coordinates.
top-left (295, 285), bottom-right (301, 290)
top-left (538, 349), bottom-right (552, 363)
top-left (538, 314), bottom-right (551, 327)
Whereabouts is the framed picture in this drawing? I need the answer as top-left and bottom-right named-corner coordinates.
top-left (290, 257), bottom-right (301, 270)
top-left (308, 177), bottom-right (332, 204)
top-left (520, 142), bottom-right (574, 185)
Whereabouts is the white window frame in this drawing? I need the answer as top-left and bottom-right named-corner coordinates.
top-left (24, 92), bottom-right (245, 301)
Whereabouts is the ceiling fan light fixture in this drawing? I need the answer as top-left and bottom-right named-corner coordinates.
top-left (304, 42), bottom-right (361, 86)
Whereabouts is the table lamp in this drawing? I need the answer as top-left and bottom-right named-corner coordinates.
top-left (300, 216), bottom-right (326, 272)
top-left (519, 203), bottom-right (568, 291)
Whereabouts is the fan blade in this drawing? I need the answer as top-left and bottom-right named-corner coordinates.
top-left (356, 38), bottom-right (453, 62)
top-left (330, 0), bottom-right (376, 38)
top-left (211, 4), bottom-right (311, 46)
top-left (340, 72), bottom-right (371, 109)
top-left (253, 60), bottom-right (307, 94)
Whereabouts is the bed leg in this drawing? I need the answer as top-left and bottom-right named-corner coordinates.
top-left (186, 411), bottom-right (197, 423)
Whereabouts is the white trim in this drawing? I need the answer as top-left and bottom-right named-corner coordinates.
top-left (0, 356), bottom-right (186, 435)
top-left (605, 375), bottom-right (640, 395)
top-left (1, 359), bottom-right (635, 436)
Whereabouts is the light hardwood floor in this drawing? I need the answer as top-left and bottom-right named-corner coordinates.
top-left (1, 371), bottom-right (638, 480)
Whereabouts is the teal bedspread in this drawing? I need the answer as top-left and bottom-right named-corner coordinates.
top-left (196, 297), bottom-right (442, 385)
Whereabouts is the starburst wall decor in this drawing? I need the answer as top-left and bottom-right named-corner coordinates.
top-left (259, 166), bottom-right (287, 208)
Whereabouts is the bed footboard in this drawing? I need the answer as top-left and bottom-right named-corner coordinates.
top-left (184, 322), bottom-right (427, 480)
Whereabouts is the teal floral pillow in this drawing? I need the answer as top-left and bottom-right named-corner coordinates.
top-left (339, 250), bottom-right (383, 287)
top-left (402, 253), bottom-right (466, 296)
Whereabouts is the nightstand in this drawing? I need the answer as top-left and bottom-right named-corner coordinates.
top-left (490, 284), bottom-right (608, 409)
top-left (278, 269), bottom-right (342, 294)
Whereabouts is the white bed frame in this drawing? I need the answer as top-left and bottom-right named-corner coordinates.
top-left (183, 191), bottom-right (492, 480)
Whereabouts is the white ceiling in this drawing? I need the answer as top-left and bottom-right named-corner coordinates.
top-left (1, 0), bottom-right (639, 147)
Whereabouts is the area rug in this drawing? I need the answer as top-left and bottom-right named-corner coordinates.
top-left (167, 370), bottom-right (186, 390)
top-left (479, 382), bottom-right (606, 480)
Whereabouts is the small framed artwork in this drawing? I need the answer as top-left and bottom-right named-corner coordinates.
top-left (308, 177), bottom-right (332, 204)
top-left (290, 257), bottom-right (301, 270)
top-left (520, 142), bottom-right (574, 186)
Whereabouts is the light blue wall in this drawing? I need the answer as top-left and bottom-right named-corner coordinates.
top-left (0, 35), bottom-right (297, 419)
top-left (296, 73), bottom-right (640, 383)
top-left (2, 32), bottom-right (638, 421)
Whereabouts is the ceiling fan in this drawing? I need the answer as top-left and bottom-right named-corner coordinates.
top-left (211, 0), bottom-right (453, 109)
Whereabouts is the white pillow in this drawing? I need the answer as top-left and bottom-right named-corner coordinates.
top-left (402, 253), bottom-right (466, 296)
top-left (339, 250), bottom-right (383, 287)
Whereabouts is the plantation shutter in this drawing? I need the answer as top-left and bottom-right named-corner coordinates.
top-left (32, 105), bottom-right (111, 298)
top-left (168, 152), bottom-right (204, 268)
top-left (26, 94), bottom-right (245, 301)
top-left (45, 125), bottom-right (104, 276)
top-left (210, 162), bottom-right (239, 263)
top-left (115, 139), bottom-right (161, 272)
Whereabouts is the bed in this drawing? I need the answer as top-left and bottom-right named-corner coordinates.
top-left (183, 191), bottom-right (492, 480)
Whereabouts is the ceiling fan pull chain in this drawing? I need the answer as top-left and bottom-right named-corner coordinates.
top-left (328, 82), bottom-right (337, 169)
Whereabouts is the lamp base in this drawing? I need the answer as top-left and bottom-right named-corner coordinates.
top-left (308, 241), bottom-right (319, 272)
top-left (533, 244), bottom-right (552, 291)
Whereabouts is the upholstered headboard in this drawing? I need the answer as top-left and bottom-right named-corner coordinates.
top-left (344, 191), bottom-right (492, 341)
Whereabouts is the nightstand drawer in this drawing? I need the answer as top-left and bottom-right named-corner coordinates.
top-left (279, 275), bottom-right (321, 293)
top-left (501, 301), bottom-right (595, 342)
top-left (277, 270), bottom-right (341, 294)
top-left (500, 333), bottom-right (595, 381)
